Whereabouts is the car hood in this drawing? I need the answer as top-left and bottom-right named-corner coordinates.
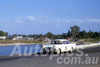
top-left (43, 44), bottom-right (55, 48)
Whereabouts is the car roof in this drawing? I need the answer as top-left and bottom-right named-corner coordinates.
top-left (52, 39), bottom-right (69, 41)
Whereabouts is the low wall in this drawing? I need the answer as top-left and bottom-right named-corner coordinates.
top-left (76, 43), bottom-right (100, 49)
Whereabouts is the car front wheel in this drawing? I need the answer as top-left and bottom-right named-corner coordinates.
top-left (56, 49), bottom-right (61, 54)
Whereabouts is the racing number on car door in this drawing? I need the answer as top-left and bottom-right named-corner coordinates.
top-left (65, 47), bottom-right (67, 50)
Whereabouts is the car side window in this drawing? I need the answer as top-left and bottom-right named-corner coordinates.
top-left (63, 41), bottom-right (66, 44)
top-left (66, 41), bottom-right (69, 44)
top-left (54, 41), bottom-right (57, 44)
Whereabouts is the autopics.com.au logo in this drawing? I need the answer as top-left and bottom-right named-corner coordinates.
top-left (10, 44), bottom-right (99, 65)
top-left (49, 49), bottom-right (99, 65)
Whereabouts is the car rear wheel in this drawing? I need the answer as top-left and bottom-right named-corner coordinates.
top-left (68, 49), bottom-right (73, 53)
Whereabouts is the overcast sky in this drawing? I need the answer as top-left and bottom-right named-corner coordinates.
top-left (0, 0), bottom-right (100, 35)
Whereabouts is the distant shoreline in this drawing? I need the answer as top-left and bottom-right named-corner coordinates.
top-left (0, 43), bottom-right (42, 46)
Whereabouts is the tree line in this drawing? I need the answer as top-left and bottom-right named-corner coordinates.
top-left (0, 25), bottom-right (100, 40)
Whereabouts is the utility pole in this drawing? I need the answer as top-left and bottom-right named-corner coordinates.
top-left (16, 32), bottom-right (18, 43)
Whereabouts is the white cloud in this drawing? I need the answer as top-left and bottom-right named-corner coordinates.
top-left (38, 16), bottom-right (49, 19)
top-left (15, 16), bottom-right (37, 23)
top-left (26, 16), bottom-right (39, 21)
top-left (56, 19), bottom-right (71, 23)
top-left (26, 16), bottom-right (35, 21)
top-left (87, 19), bottom-right (100, 23)
top-left (14, 16), bottom-right (100, 28)
top-left (15, 16), bottom-right (50, 23)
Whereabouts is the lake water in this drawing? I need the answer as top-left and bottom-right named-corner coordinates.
top-left (0, 45), bottom-right (42, 56)
top-left (0, 44), bottom-right (84, 56)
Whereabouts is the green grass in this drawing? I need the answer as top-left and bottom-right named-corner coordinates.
top-left (0, 38), bottom-right (99, 44)
top-left (76, 38), bottom-right (100, 44)
top-left (77, 38), bottom-right (100, 44)
top-left (84, 38), bottom-right (99, 43)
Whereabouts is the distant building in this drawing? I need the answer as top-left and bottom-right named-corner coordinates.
top-left (0, 36), bottom-right (7, 40)
top-left (12, 36), bottom-right (34, 40)
top-left (12, 36), bottom-right (23, 40)
top-left (22, 37), bottom-right (34, 40)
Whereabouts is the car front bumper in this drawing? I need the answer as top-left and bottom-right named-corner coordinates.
top-left (42, 47), bottom-right (56, 53)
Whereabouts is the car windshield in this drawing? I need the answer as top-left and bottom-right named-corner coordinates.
top-left (51, 40), bottom-right (70, 44)
top-left (51, 41), bottom-right (62, 44)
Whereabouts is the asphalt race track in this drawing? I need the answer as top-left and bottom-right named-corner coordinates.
top-left (0, 46), bottom-right (100, 67)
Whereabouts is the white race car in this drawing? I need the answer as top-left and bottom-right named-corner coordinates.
top-left (42, 39), bottom-right (76, 54)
